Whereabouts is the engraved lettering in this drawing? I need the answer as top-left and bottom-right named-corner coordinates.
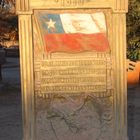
top-left (54, 0), bottom-right (88, 6)
top-left (41, 69), bottom-right (106, 76)
top-left (42, 60), bottom-right (106, 67)
top-left (41, 77), bottom-right (106, 84)
top-left (41, 85), bottom-right (106, 93)
top-left (39, 59), bottom-right (108, 94)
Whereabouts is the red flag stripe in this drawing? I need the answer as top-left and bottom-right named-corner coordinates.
top-left (45, 33), bottom-right (110, 53)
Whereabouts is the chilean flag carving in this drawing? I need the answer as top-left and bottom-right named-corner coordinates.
top-left (38, 12), bottom-right (110, 53)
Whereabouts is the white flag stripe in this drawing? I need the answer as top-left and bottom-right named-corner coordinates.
top-left (68, 14), bottom-right (100, 33)
top-left (60, 13), bottom-right (106, 34)
top-left (60, 14), bottom-right (77, 33)
top-left (91, 12), bottom-right (107, 32)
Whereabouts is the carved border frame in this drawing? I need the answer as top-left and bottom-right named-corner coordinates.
top-left (16, 0), bottom-right (128, 140)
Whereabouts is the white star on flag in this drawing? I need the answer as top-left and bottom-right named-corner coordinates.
top-left (46, 19), bottom-right (56, 29)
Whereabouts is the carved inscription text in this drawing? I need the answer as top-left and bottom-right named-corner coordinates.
top-left (54, 0), bottom-right (89, 6)
top-left (40, 58), bottom-right (107, 94)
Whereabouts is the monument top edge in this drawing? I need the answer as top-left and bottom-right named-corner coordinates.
top-left (16, 0), bottom-right (128, 14)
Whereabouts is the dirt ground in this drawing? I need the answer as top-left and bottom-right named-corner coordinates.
top-left (0, 57), bottom-right (140, 140)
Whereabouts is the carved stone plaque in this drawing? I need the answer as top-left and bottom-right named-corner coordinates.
top-left (16, 0), bottom-right (128, 140)
top-left (33, 10), bottom-right (112, 96)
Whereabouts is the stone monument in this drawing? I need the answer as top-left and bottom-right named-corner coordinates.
top-left (16, 0), bottom-right (128, 140)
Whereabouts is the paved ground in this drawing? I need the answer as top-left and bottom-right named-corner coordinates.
top-left (0, 57), bottom-right (140, 140)
top-left (128, 85), bottom-right (140, 140)
top-left (0, 57), bottom-right (22, 140)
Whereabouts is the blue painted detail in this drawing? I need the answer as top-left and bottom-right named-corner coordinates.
top-left (39, 13), bottom-right (65, 34)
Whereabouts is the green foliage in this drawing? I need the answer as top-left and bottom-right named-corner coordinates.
top-left (127, 0), bottom-right (140, 60)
